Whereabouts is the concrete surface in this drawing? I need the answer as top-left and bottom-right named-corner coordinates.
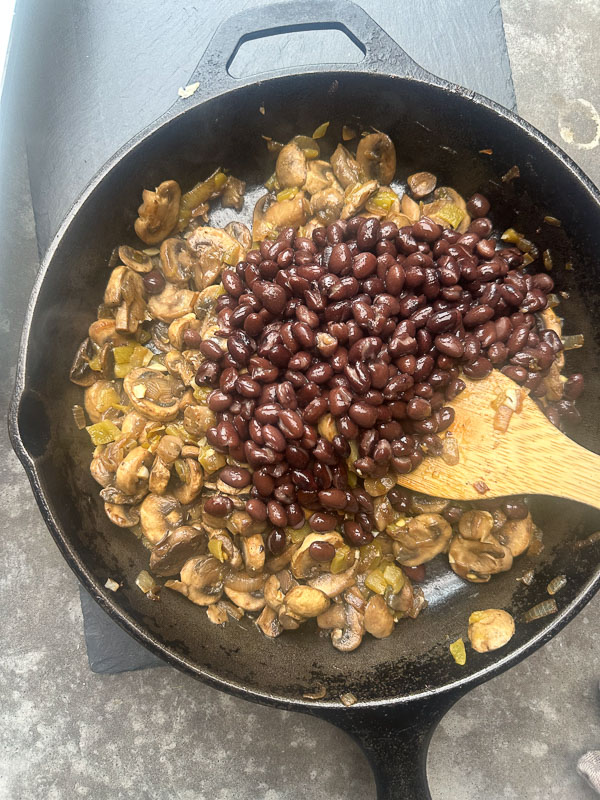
top-left (1, 1), bottom-right (600, 798)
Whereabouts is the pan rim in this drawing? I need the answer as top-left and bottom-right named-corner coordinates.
top-left (9, 67), bottom-right (600, 711)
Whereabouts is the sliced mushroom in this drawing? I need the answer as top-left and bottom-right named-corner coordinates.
top-left (240, 533), bottom-right (266, 573)
top-left (266, 542), bottom-right (300, 573)
top-left (401, 193), bottom-right (420, 223)
top-left (226, 511), bottom-right (266, 537)
top-left (206, 604), bottom-right (228, 625)
top-left (121, 411), bottom-right (151, 438)
top-left (187, 226), bottom-right (244, 290)
top-left (224, 221), bottom-right (252, 251)
top-left (302, 160), bottom-right (334, 195)
top-left (392, 513), bottom-right (452, 566)
top-left (278, 606), bottom-right (303, 630)
top-left (282, 585), bottom-right (330, 618)
top-left (310, 184), bottom-right (344, 225)
top-left (209, 530), bottom-right (242, 570)
top-left (104, 266), bottom-right (146, 334)
top-left (448, 535), bottom-right (513, 583)
top-left (264, 574), bottom-right (286, 611)
top-left (148, 457), bottom-right (172, 494)
top-left (173, 458), bottom-right (203, 504)
top-left (164, 350), bottom-right (197, 385)
top-left (224, 578), bottom-right (267, 612)
top-left (224, 570), bottom-right (265, 593)
top-left (316, 602), bottom-right (347, 630)
top-left (386, 576), bottom-right (416, 614)
top-left (373, 495), bottom-right (396, 531)
top-left (84, 379), bottom-right (122, 422)
top-left (331, 603), bottom-right (364, 652)
top-left (183, 404), bottom-right (216, 437)
top-left (88, 318), bottom-right (128, 347)
top-left (135, 180), bottom-right (181, 245)
top-left (165, 554), bottom-right (224, 606)
top-left (495, 514), bottom-right (533, 557)
top-left (340, 180), bottom-right (379, 220)
top-left (91, 456), bottom-right (113, 487)
top-left (290, 533), bottom-right (344, 579)
top-left (218, 175), bottom-right (245, 211)
top-left (194, 284), bottom-right (224, 333)
top-left (159, 238), bottom-right (195, 286)
top-left (70, 338), bottom-right (97, 387)
top-left (104, 502), bottom-right (140, 527)
top-left (118, 245), bottom-right (153, 273)
top-left (100, 485), bottom-right (147, 505)
top-left (123, 368), bottom-right (184, 421)
top-left (252, 191), bottom-right (309, 241)
top-left (276, 142), bottom-right (307, 188)
top-left (308, 559), bottom-right (358, 598)
top-left (330, 143), bottom-right (363, 188)
top-left (468, 608), bottom-right (515, 652)
top-left (458, 510), bottom-right (494, 541)
top-left (139, 492), bottom-right (183, 543)
top-left (115, 446), bottom-right (152, 496)
top-left (540, 307), bottom-right (565, 370)
top-left (356, 133), bottom-right (396, 185)
top-left (364, 594), bottom-right (395, 639)
top-left (149, 525), bottom-right (206, 576)
top-left (147, 283), bottom-right (198, 323)
top-left (407, 171), bottom-right (437, 199)
top-left (256, 605), bottom-right (282, 638)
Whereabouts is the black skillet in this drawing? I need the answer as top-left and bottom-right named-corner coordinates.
top-left (8, 2), bottom-right (600, 797)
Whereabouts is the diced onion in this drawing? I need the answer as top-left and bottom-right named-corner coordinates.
top-left (547, 575), bottom-right (567, 595)
top-left (72, 404), bottom-right (86, 430)
top-left (493, 404), bottom-right (513, 433)
top-left (561, 334), bottom-right (584, 350)
top-left (339, 692), bottom-right (358, 707)
top-left (442, 434), bottom-right (459, 466)
top-left (517, 569), bottom-right (535, 586)
top-left (523, 599), bottom-right (557, 622)
top-left (104, 578), bottom-right (120, 592)
top-left (303, 685), bottom-right (327, 700)
top-left (449, 638), bottom-right (466, 665)
top-left (312, 122), bottom-right (330, 139)
top-left (544, 215), bottom-right (561, 227)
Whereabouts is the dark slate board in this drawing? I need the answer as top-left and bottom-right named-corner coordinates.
top-left (18, 0), bottom-right (515, 672)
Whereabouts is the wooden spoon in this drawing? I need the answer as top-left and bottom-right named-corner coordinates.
top-left (397, 370), bottom-right (600, 510)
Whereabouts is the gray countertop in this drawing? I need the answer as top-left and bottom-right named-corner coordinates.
top-left (1, 1), bottom-right (600, 798)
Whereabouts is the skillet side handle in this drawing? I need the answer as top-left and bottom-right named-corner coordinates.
top-left (183, 0), bottom-right (431, 98)
top-left (322, 691), bottom-right (463, 799)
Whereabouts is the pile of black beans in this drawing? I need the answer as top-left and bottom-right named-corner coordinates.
top-left (195, 195), bottom-right (584, 546)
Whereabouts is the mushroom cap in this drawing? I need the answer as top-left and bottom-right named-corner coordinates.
top-left (304, 160), bottom-right (336, 195)
top-left (104, 502), bottom-right (140, 528)
top-left (139, 493), bottom-right (183, 544)
top-left (123, 368), bottom-right (184, 422)
top-left (448, 535), bottom-right (513, 583)
top-left (331, 603), bottom-right (364, 652)
top-left (149, 525), bottom-right (207, 576)
top-left (172, 458), bottom-right (204, 505)
top-left (283, 585), bottom-right (330, 618)
top-left (459, 510), bottom-right (495, 541)
top-left (468, 608), bottom-right (515, 652)
top-left (364, 594), bottom-right (395, 639)
top-left (276, 142), bottom-right (307, 189)
top-left (356, 133), bottom-right (397, 185)
top-left (393, 513), bottom-right (452, 567)
top-left (147, 283), bottom-right (198, 323)
top-left (495, 514), bottom-right (533, 557)
top-left (115, 445), bottom-right (152, 496)
top-left (330, 143), bottom-right (363, 189)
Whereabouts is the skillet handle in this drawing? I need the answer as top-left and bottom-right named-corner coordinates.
top-left (183, 0), bottom-right (431, 97)
top-left (319, 690), bottom-right (463, 799)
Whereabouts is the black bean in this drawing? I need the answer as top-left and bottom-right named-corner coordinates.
top-left (564, 373), bottom-right (584, 400)
top-left (349, 401), bottom-right (378, 428)
top-left (462, 357), bottom-right (492, 380)
top-left (413, 217), bottom-right (442, 242)
top-left (309, 541), bottom-right (336, 562)
top-left (466, 193), bottom-right (490, 218)
top-left (343, 519), bottom-right (373, 546)
top-left (309, 512), bottom-right (338, 531)
top-left (353, 251), bottom-right (377, 279)
top-left (204, 495), bottom-right (233, 517)
top-left (357, 217), bottom-right (380, 250)
top-left (143, 270), bottom-right (165, 295)
top-left (318, 488), bottom-right (348, 510)
top-left (267, 529), bottom-right (286, 555)
top-left (278, 409), bottom-right (304, 438)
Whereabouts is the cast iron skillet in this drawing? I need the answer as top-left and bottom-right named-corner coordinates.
top-left (8, 2), bottom-right (600, 797)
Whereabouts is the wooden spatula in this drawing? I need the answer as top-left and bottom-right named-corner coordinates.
top-left (397, 370), bottom-right (600, 510)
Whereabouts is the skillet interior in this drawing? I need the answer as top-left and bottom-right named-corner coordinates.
top-left (16, 71), bottom-right (600, 706)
